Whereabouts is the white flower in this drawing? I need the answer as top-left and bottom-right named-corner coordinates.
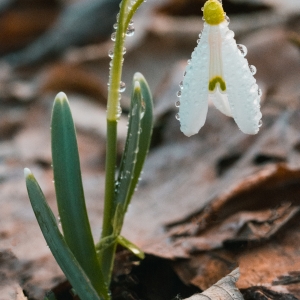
top-left (177, 0), bottom-right (262, 137)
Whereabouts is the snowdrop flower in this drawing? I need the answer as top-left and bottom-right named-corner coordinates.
top-left (176, 0), bottom-right (262, 136)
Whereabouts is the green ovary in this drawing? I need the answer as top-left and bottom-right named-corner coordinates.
top-left (203, 0), bottom-right (225, 25)
top-left (209, 76), bottom-right (226, 92)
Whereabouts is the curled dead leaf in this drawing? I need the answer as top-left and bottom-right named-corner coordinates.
top-left (183, 268), bottom-right (243, 300)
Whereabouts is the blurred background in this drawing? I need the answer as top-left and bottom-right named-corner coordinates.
top-left (1, 0), bottom-right (300, 299)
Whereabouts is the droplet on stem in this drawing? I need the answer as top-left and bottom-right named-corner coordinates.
top-left (108, 49), bottom-right (114, 58)
top-left (120, 81), bottom-right (126, 92)
top-left (126, 25), bottom-right (135, 36)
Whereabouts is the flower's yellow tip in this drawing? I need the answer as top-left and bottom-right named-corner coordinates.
top-left (209, 76), bottom-right (226, 92)
top-left (203, 0), bottom-right (225, 25)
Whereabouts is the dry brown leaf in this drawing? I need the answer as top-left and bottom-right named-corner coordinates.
top-left (183, 268), bottom-right (243, 300)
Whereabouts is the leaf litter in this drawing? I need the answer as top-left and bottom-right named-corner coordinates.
top-left (1, 0), bottom-right (300, 299)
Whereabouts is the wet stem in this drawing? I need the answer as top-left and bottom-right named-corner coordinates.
top-left (99, 0), bottom-right (128, 288)
top-left (99, 0), bottom-right (145, 290)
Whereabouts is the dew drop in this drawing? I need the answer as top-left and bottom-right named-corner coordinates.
top-left (183, 71), bottom-right (187, 77)
top-left (187, 59), bottom-right (191, 65)
top-left (201, 7), bottom-right (204, 11)
top-left (237, 44), bottom-right (247, 57)
top-left (116, 13), bottom-right (120, 21)
top-left (129, 20), bottom-right (134, 26)
top-left (119, 81), bottom-right (126, 92)
top-left (225, 15), bottom-right (230, 23)
top-left (179, 81), bottom-right (183, 88)
top-left (113, 23), bottom-right (118, 29)
top-left (197, 38), bottom-right (201, 44)
top-left (258, 88), bottom-right (262, 96)
top-left (126, 25), bottom-right (135, 36)
top-left (225, 30), bottom-right (234, 39)
top-left (249, 65), bottom-right (257, 75)
top-left (108, 49), bottom-right (114, 58)
top-left (175, 100), bottom-right (180, 107)
top-left (250, 84), bottom-right (257, 93)
top-left (177, 90), bottom-right (182, 97)
top-left (258, 120), bottom-right (263, 127)
top-left (175, 113), bottom-right (180, 120)
top-left (111, 32), bottom-right (116, 41)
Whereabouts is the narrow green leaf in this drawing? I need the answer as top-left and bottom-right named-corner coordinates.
top-left (25, 169), bottom-right (108, 300)
top-left (125, 73), bottom-right (153, 211)
top-left (117, 236), bottom-right (145, 259)
top-left (51, 92), bottom-right (105, 295)
top-left (114, 81), bottom-right (143, 213)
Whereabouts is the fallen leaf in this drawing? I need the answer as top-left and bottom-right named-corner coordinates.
top-left (183, 268), bottom-right (243, 300)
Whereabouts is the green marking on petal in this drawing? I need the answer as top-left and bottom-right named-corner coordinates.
top-left (203, 0), bottom-right (225, 25)
top-left (209, 76), bottom-right (226, 92)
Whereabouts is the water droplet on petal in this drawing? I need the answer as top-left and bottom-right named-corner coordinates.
top-left (250, 83), bottom-right (258, 93)
top-left (179, 81), bottom-right (183, 88)
top-left (119, 81), bottom-right (126, 92)
top-left (237, 44), bottom-right (247, 57)
top-left (126, 24), bottom-right (135, 36)
top-left (111, 32), bottom-right (116, 41)
top-left (183, 71), bottom-right (187, 77)
top-left (249, 65), bottom-right (257, 75)
top-left (175, 101), bottom-right (180, 107)
top-left (175, 113), bottom-right (180, 120)
top-left (258, 120), bottom-right (263, 127)
top-left (225, 30), bottom-right (234, 39)
top-left (177, 90), bottom-right (182, 97)
top-left (225, 15), bottom-right (230, 23)
top-left (258, 88), bottom-right (262, 96)
top-left (187, 59), bottom-right (191, 65)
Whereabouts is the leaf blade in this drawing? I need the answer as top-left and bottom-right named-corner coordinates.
top-left (25, 169), bottom-right (108, 300)
top-left (114, 81), bottom-right (143, 213)
top-left (51, 92), bottom-right (105, 295)
top-left (125, 72), bottom-right (153, 211)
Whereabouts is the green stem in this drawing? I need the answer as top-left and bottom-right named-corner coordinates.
top-left (100, 120), bottom-right (118, 284)
top-left (100, 0), bottom-right (146, 288)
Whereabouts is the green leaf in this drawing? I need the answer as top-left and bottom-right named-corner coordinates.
top-left (117, 236), bottom-right (145, 259)
top-left (125, 73), bottom-right (153, 211)
top-left (51, 92), bottom-right (105, 295)
top-left (114, 81), bottom-right (143, 214)
top-left (25, 169), bottom-right (109, 300)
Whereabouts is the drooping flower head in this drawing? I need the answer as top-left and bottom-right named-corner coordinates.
top-left (176, 0), bottom-right (262, 136)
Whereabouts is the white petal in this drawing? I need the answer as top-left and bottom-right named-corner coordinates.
top-left (221, 23), bottom-right (262, 134)
top-left (209, 89), bottom-right (232, 117)
top-left (179, 24), bottom-right (210, 137)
